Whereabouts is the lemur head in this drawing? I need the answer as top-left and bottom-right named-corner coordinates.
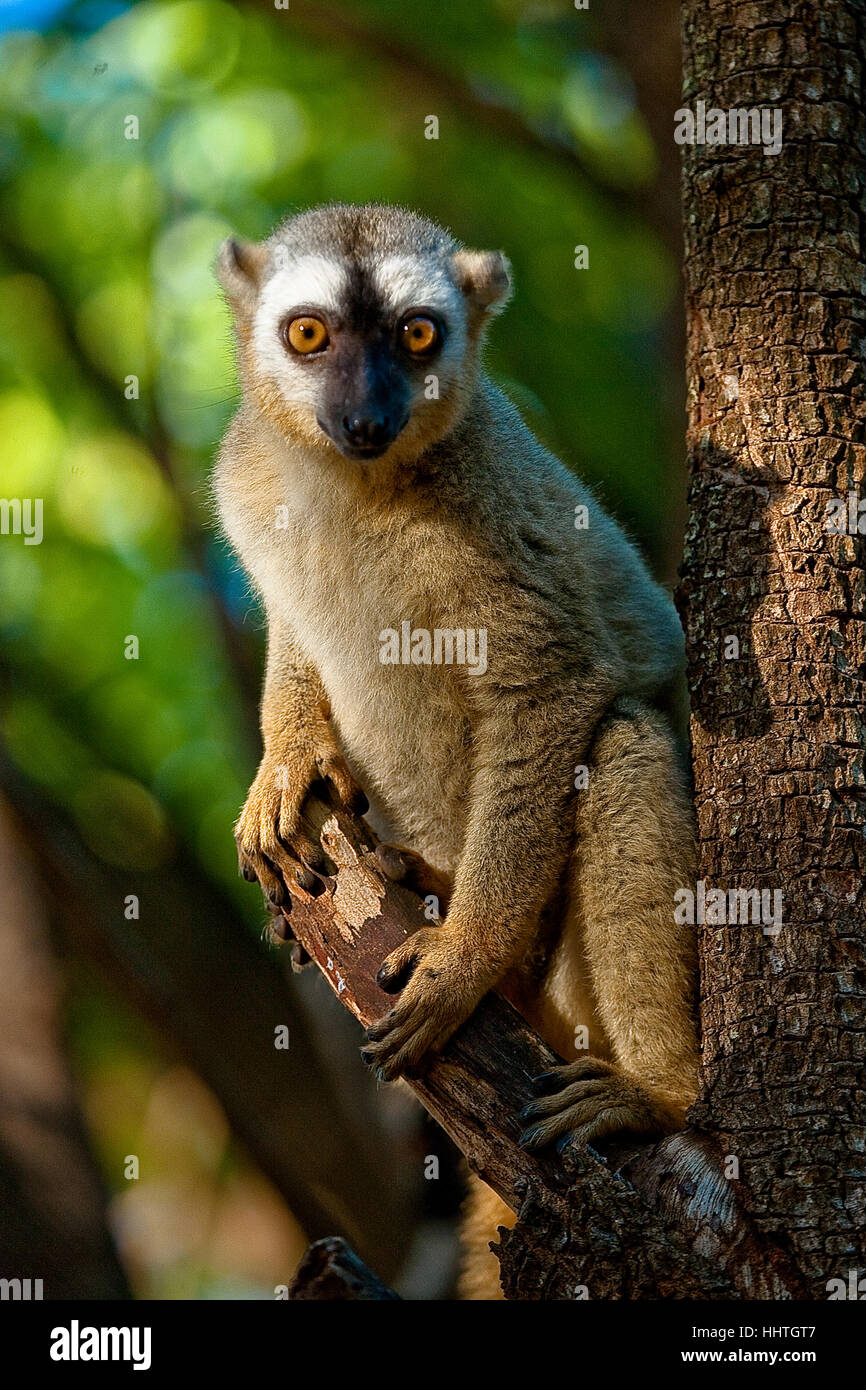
top-left (217, 204), bottom-right (511, 465)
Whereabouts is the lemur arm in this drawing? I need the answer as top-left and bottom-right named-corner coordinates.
top-left (363, 589), bottom-right (617, 1080)
top-left (257, 617), bottom-right (331, 754)
top-left (234, 616), bottom-right (364, 903)
top-left (444, 662), bottom-right (615, 975)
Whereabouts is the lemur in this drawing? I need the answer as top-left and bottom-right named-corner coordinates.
top-left (213, 203), bottom-right (700, 1300)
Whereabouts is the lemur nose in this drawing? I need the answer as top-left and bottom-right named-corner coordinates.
top-left (342, 414), bottom-right (391, 449)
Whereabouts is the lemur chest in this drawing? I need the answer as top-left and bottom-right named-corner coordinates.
top-left (260, 509), bottom-right (472, 866)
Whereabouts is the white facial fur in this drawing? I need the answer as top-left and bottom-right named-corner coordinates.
top-left (373, 254), bottom-right (468, 391)
top-left (373, 254), bottom-right (462, 321)
top-left (249, 246), bottom-right (469, 432)
top-left (252, 254), bottom-right (348, 407)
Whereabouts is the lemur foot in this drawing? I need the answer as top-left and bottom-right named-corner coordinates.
top-left (236, 749), bottom-right (367, 908)
top-left (373, 843), bottom-right (453, 915)
top-left (518, 1057), bottom-right (672, 1151)
top-left (360, 928), bottom-right (486, 1082)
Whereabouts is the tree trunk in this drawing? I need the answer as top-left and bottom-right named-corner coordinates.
top-left (677, 0), bottom-right (866, 1292)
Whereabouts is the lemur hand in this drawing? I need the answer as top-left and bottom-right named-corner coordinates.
top-left (361, 927), bottom-right (491, 1081)
top-left (235, 742), bottom-right (366, 906)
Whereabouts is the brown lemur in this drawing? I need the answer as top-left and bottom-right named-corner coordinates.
top-left (213, 203), bottom-right (700, 1300)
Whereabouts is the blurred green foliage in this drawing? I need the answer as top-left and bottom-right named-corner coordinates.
top-left (0, 0), bottom-right (675, 889)
top-left (0, 0), bottom-right (676, 1295)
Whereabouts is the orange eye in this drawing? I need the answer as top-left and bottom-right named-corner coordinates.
top-left (401, 315), bottom-right (440, 355)
top-left (283, 315), bottom-right (329, 354)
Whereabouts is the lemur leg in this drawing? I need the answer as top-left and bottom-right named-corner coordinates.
top-left (458, 1176), bottom-right (514, 1301)
top-left (519, 698), bottom-right (700, 1152)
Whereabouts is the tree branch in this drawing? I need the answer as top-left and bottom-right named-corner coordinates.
top-left (281, 794), bottom-right (808, 1299)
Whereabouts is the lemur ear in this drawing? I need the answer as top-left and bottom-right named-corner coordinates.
top-left (451, 248), bottom-right (512, 317)
top-left (216, 237), bottom-right (269, 312)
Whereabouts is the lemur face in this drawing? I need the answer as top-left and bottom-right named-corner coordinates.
top-left (218, 205), bottom-right (511, 465)
top-left (253, 249), bottom-right (464, 462)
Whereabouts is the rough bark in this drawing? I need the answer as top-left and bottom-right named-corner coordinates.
top-left (678, 0), bottom-right (866, 1293)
